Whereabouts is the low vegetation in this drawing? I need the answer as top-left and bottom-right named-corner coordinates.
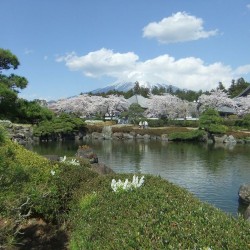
top-left (69, 174), bottom-right (250, 249)
top-left (1, 126), bottom-right (250, 249)
top-left (33, 113), bottom-right (86, 140)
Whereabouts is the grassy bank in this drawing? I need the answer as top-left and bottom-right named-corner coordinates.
top-left (1, 126), bottom-right (250, 249)
top-left (69, 174), bottom-right (250, 249)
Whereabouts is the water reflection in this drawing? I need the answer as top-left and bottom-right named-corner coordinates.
top-left (30, 140), bottom-right (250, 216)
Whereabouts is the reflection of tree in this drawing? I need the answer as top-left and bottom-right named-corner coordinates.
top-left (115, 140), bottom-right (145, 171)
top-left (29, 140), bottom-right (82, 156)
top-left (199, 143), bottom-right (229, 171)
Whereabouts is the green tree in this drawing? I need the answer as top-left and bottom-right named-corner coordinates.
top-left (124, 103), bottom-right (145, 124)
top-left (228, 78), bottom-right (249, 98)
top-left (199, 108), bottom-right (228, 134)
top-left (14, 99), bottom-right (54, 124)
top-left (0, 49), bottom-right (19, 71)
top-left (33, 113), bottom-right (86, 140)
top-left (217, 82), bottom-right (226, 92)
top-left (0, 48), bottom-right (28, 120)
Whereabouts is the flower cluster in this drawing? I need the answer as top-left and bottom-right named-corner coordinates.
top-left (111, 175), bottom-right (145, 192)
top-left (60, 156), bottom-right (80, 166)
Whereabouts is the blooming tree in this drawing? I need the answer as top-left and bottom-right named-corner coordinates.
top-left (48, 94), bottom-right (129, 118)
top-left (234, 96), bottom-right (250, 116)
top-left (99, 94), bottom-right (129, 118)
top-left (197, 89), bottom-right (236, 113)
top-left (145, 94), bottom-right (189, 119)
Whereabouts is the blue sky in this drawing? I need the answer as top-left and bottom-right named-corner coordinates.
top-left (1, 0), bottom-right (250, 100)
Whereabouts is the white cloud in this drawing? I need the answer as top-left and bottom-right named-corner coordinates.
top-left (56, 48), bottom-right (245, 91)
top-left (247, 4), bottom-right (250, 9)
top-left (143, 12), bottom-right (218, 44)
top-left (234, 64), bottom-right (250, 75)
top-left (56, 48), bottom-right (138, 78)
top-left (44, 55), bottom-right (48, 60)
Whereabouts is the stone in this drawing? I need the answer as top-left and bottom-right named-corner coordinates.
top-left (123, 133), bottom-right (134, 139)
top-left (161, 134), bottom-right (168, 141)
top-left (224, 135), bottom-right (236, 144)
top-left (91, 162), bottom-right (114, 175)
top-left (102, 126), bottom-right (112, 140)
top-left (143, 134), bottom-right (151, 140)
top-left (91, 132), bottom-right (103, 140)
top-left (136, 134), bottom-right (144, 139)
top-left (239, 184), bottom-right (250, 204)
top-left (112, 132), bottom-right (123, 139)
top-left (214, 135), bottom-right (227, 144)
top-left (43, 155), bottom-right (60, 161)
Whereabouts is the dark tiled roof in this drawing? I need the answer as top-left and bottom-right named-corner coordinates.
top-left (127, 95), bottom-right (149, 108)
top-left (236, 85), bottom-right (250, 97)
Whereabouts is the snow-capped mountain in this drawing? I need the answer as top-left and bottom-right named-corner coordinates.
top-left (89, 82), bottom-right (179, 94)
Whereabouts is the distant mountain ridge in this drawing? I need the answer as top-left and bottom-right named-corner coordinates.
top-left (89, 82), bottom-right (179, 94)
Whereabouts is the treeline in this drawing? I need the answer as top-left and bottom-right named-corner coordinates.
top-left (87, 78), bottom-right (250, 102)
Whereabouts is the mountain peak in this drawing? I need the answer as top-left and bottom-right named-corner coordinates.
top-left (89, 82), bottom-right (178, 94)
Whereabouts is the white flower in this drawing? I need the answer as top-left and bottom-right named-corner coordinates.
top-left (50, 170), bottom-right (55, 176)
top-left (60, 156), bottom-right (67, 162)
top-left (111, 175), bottom-right (145, 192)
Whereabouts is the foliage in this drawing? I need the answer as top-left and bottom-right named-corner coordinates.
top-left (0, 125), bottom-right (7, 144)
top-left (11, 99), bottom-right (54, 124)
top-left (124, 103), bottom-right (145, 124)
top-left (0, 139), bottom-right (96, 248)
top-left (146, 118), bottom-right (166, 127)
top-left (199, 108), bottom-right (228, 134)
top-left (234, 114), bottom-right (250, 129)
top-left (0, 48), bottom-right (30, 122)
top-left (228, 78), bottom-right (249, 98)
top-left (168, 129), bottom-right (206, 141)
top-left (33, 113), bottom-right (86, 140)
top-left (69, 174), bottom-right (250, 250)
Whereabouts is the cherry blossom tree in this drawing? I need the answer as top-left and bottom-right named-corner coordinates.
top-left (197, 89), bottom-right (236, 113)
top-left (48, 94), bottom-right (129, 118)
top-left (234, 96), bottom-right (250, 116)
top-left (145, 94), bottom-right (189, 119)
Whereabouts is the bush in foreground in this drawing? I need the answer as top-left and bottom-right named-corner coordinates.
top-left (69, 174), bottom-right (250, 250)
top-left (0, 138), bottom-right (96, 248)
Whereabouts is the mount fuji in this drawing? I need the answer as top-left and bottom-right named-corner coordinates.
top-left (89, 82), bottom-right (179, 94)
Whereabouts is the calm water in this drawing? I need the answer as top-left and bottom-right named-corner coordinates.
top-left (28, 140), bottom-right (250, 216)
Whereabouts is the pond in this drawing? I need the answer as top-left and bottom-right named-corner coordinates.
top-left (28, 140), bottom-right (250, 216)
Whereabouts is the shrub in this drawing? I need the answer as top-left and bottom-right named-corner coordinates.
top-left (199, 109), bottom-right (228, 134)
top-left (0, 139), bottom-right (97, 247)
top-left (146, 119), bottom-right (166, 127)
top-left (33, 113), bottom-right (86, 140)
top-left (69, 174), bottom-right (250, 250)
top-left (0, 125), bottom-right (8, 144)
top-left (168, 129), bottom-right (206, 141)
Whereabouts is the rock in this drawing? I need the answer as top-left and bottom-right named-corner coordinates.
top-left (102, 126), bottom-right (112, 140)
top-left (123, 133), bottom-right (134, 139)
top-left (224, 135), bottom-right (236, 144)
top-left (214, 135), bottom-right (227, 144)
top-left (136, 134), bottom-right (144, 139)
top-left (43, 155), bottom-right (60, 161)
top-left (244, 205), bottom-right (250, 221)
top-left (239, 184), bottom-right (250, 204)
top-left (91, 162), bottom-right (114, 175)
top-left (143, 134), bottom-right (151, 140)
top-left (161, 134), bottom-right (168, 141)
top-left (112, 132), bottom-right (123, 139)
top-left (91, 132), bottom-right (103, 140)
top-left (76, 147), bottom-right (98, 163)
